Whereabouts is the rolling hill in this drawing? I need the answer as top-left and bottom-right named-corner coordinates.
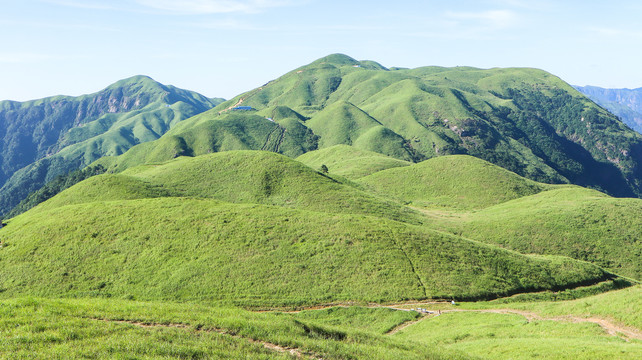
top-left (0, 76), bottom-right (223, 215)
top-left (296, 144), bottom-right (412, 179)
top-left (357, 155), bottom-right (552, 210)
top-left (429, 186), bottom-right (642, 280)
top-left (0, 151), bottom-right (611, 305)
top-left (1, 54), bottom-right (641, 359)
top-left (72, 54), bottom-right (642, 200)
top-left (38, 151), bottom-right (422, 224)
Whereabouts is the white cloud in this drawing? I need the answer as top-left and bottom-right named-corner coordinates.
top-left (588, 27), bottom-right (642, 39)
top-left (135, 0), bottom-right (290, 14)
top-left (489, 0), bottom-right (554, 11)
top-left (190, 19), bottom-right (271, 30)
top-left (446, 9), bottom-right (518, 29)
top-left (41, 0), bottom-right (118, 10)
top-left (0, 53), bottom-right (57, 64)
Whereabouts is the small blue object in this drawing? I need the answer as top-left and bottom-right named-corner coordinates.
top-left (232, 106), bottom-right (253, 111)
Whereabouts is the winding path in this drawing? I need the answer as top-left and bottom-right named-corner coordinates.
top-left (92, 318), bottom-right (324, 359)
top-left (384, 308), bottom-right (642, 342)
top-left (259, 301), bottom-right (642, 342)
top-left (90, 300), bottom-right (641, 360)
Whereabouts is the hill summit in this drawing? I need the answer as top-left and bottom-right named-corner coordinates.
top-left (0, 76), bottom-right (223, 215)
top-left (88, 54), bottom-right (642, 200)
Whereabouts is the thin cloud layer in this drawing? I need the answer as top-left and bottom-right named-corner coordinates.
top-left (446, 9), bottom-right (518, 29)
top-left (135, 0), bottom-right (291, 14)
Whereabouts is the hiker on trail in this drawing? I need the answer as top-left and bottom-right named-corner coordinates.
top-left (451, 300), bottom-right (456, 305)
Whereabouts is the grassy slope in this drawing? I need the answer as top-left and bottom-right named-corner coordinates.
top-left (46, 151), bottom-right (421, 224)
top-left (304, 100), bottom-right (413, 160)
top-left (0, 298), bottom-right (459, 360)
top-left (394, 311), bottom-right (640, 360)
top-left (0, 196), bottom-right (607, 305)
top-left (296, 144), bottom-right (411, 179)
top-left (358, 154), bottom-right (552, 210)
top-left (93, 112), bottom-right (318, 172)
top-left (479, 285), bottom-right (642, 330)
top-left (394, 285), bottom-right (642, 359)
top-left (431, 187), bottom-right (642, 279)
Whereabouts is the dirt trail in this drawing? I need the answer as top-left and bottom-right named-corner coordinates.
top-left (259, 301), bottom-right (642, 342)
top-left (454, 309), bottom-right (642, 341)
top-left (92, 318), bottom-right (323, 359)
top-left (386, 308), bottom-right (642, 342)
top-left (386, 314), bottom-right (432, 335)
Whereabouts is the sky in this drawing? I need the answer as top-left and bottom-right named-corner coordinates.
top-left (1, 0), bottom-right (642, 101)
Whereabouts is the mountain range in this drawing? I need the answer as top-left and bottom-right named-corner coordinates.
top-left (575, 85), bottom-right (642, 133)
top-left (0, 76), bottom-right (223, 215)
top-left (4, 54), bottom-right (642, 217)
top-left (0, 54), bottom-right (641, 359)
top-left (91, 54), bottom-right (642, 199)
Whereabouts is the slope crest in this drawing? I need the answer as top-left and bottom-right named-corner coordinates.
top-left (358, 155), bottom-right (550, 210)
top-left (440, 186), bottom-right (642, 279)
top-left (296, 145), bottom-right (411, 179)
top-left (0, 197), bottom-right (607, 305)
top-left (40, 151), bottom-right (421, 224)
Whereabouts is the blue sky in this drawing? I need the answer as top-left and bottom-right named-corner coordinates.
top-left (1, 0), bottom-right (642, 101)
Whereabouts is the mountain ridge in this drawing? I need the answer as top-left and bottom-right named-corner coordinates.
top-left (82, 54), bottom-right (642, 200)
top-left (574, 85), bottom-right (642, 133)
top-left (0, 76), bottom-right (223, 215)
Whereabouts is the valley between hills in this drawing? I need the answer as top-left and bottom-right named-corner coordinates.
top-left (0, 54), bottom-right (641, 359)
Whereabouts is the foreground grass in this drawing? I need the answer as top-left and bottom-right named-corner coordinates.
top-left (469, 285), bottom-right (642, 330)
top-left (2, 292), bottom-right (640, 359)
top-left (394, 311), bottom-right (640, 359)
top-left (0, 297), bottom-right (459, 360)
top-left (391, 286), bottom-right (642, 359)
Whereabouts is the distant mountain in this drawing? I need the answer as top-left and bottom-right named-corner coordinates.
top-left (0, 76), bottom-right (223, 215)
top-left (574, 85), bottom-right (642, 133)
top-left (94, 54), bottom-right (642, 199)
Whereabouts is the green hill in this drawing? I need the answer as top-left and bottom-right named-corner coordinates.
top-left (82, 54), bottom-right (642, 200)
top-left (0, 196), bottom-right (607, 305)
top-left (0, 75), bottom-right (223, 215)
top-left (296, 145), bottom-right (411, 179)
top-left (0, 150), bottom-right (617, 305)
top-left (304, 100), bottom-right (413, 160)
top-left (41, 151), bottom-right (421, 224)
top-left (1, 54), bottom-right (642, 359)
top-left (358, 155), bottom-right (551, 210)
top-left (431, 187), bottom-right (642, 279)
top-left (92, 112), bottom-right (318, 172)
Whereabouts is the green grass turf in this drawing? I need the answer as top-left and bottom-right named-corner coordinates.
top-left (296, 144), bottom-right (412, 179)
top-left (0, 297), bottom-right (461, 360)
top-left (358, 154), bottom-right (553, 210)
top-left (431, 186), bottom-right (642, 279)
top-left (0, 196), bottom-right (607, 305)
top-left (43, 150), bottom-right (423, 224)
top-left (473, 285), bottom-right (642, 330)
top-left (394, 311), bottom-right (641, 359)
